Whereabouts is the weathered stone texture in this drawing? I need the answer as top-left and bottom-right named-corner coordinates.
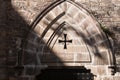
top-left (77, 0), bottom-right (120, 69)
top-left (0, 0), bottom-right (120, 80)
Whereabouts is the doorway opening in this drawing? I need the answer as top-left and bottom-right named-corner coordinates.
top-left (36, 66), bottom-right (94, 80)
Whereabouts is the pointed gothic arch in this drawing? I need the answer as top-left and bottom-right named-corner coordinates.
top-left (22, 0), bottom-right (116, 75)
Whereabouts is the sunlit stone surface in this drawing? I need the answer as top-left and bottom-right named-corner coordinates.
top-left (1, 0), bottom-right (119, 80)
top-left (33, 1), bottom-right (112, 66)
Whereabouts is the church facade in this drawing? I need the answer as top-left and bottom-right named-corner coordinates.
top-left (0, 0), bottom-right (120, 80)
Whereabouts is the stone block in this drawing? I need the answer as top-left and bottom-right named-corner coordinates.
top-left (9, 77), bottom-right (17, 80)
top-left (27, 31), bottom-right (40, 42)
top-left (6, 57), bottom-right (17, 66)
top-left (54, 54), bottom-right (74, 62)
top-left (68, 46), bottom-right (89, 53)
top-left (24, 65), bottom-right (42, 75)
top-left (73, 39), bottom-right (85, 45)
top-left (94, 76), bottom-right (101, 80)
top-left (8, 50), bottom-right (18, 57)
top-left (40, 54), bottom-right (58, 63)
top-left (112, 17), bottom-right (120, 22)
top-left (0, 68), bottom-right (8, 80)
top-left (0, 40), bottom-right (6, 49)
top-left (7, 68), bottom-right (17, 77)
top-left (18, 76), bottom-right (31, 80)
top-left (102, 76), bottom-right (114, 80)
top-left (0, 57), bottom-right (6, 65)
top-left (75, 0), bottom-right (86, 3)
top-left (89, 66), bottom-right (98, 76)
top-left (52, 45), bottom-right (66, 53)
top-left (24, 66), bottom-right (36, 75)
top-left (0, 68), bottom-right (7, 75)
top-left (76, 53), bottom-right (91, 62)
top-left (23, 52), bottom-right (37, 65)
top-left (0, 50), bottom-right (6, 57)
top-left (96, 66), bottom-right (107, 75)
top-left (0, 77), bottom-right (8, 80)
top-left (113, 76), bottom-right (120, 80)
top-left (25, 43), bottom-right (37, 53)
top-left (18, 76), bottom-right (35, 80)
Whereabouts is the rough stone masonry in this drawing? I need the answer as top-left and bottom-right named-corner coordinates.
top-left (0, 0), bottom-right (120, 80)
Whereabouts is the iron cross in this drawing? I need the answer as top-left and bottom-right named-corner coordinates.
top-left (59, 34), bottom-right (72, 49)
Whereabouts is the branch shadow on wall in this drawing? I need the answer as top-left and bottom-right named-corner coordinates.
top-left (4, 0), bottom-right (99, 80)
top-left (5, 0), bottom-right (64, 77)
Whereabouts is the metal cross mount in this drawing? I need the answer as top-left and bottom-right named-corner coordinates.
top-left (59, 34), bottom-right (72, 49)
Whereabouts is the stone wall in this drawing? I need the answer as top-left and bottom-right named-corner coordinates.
top-left (0, 0), bottom-right (120, 80)
top-left (76, 0), bottom-right (120, 65)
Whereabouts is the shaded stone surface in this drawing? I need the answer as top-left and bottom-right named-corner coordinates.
top-left (0, 0), bottom-right (120, 80)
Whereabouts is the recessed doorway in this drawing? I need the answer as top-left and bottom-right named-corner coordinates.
top-left (36, 66), bottom-right (94, 80)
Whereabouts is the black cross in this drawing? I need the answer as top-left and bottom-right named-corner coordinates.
top-left (59, 34), bottom-right (72, 49)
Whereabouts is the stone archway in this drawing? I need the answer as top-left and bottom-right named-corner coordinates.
top-left (22, 0), bottom-right (115, 77)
